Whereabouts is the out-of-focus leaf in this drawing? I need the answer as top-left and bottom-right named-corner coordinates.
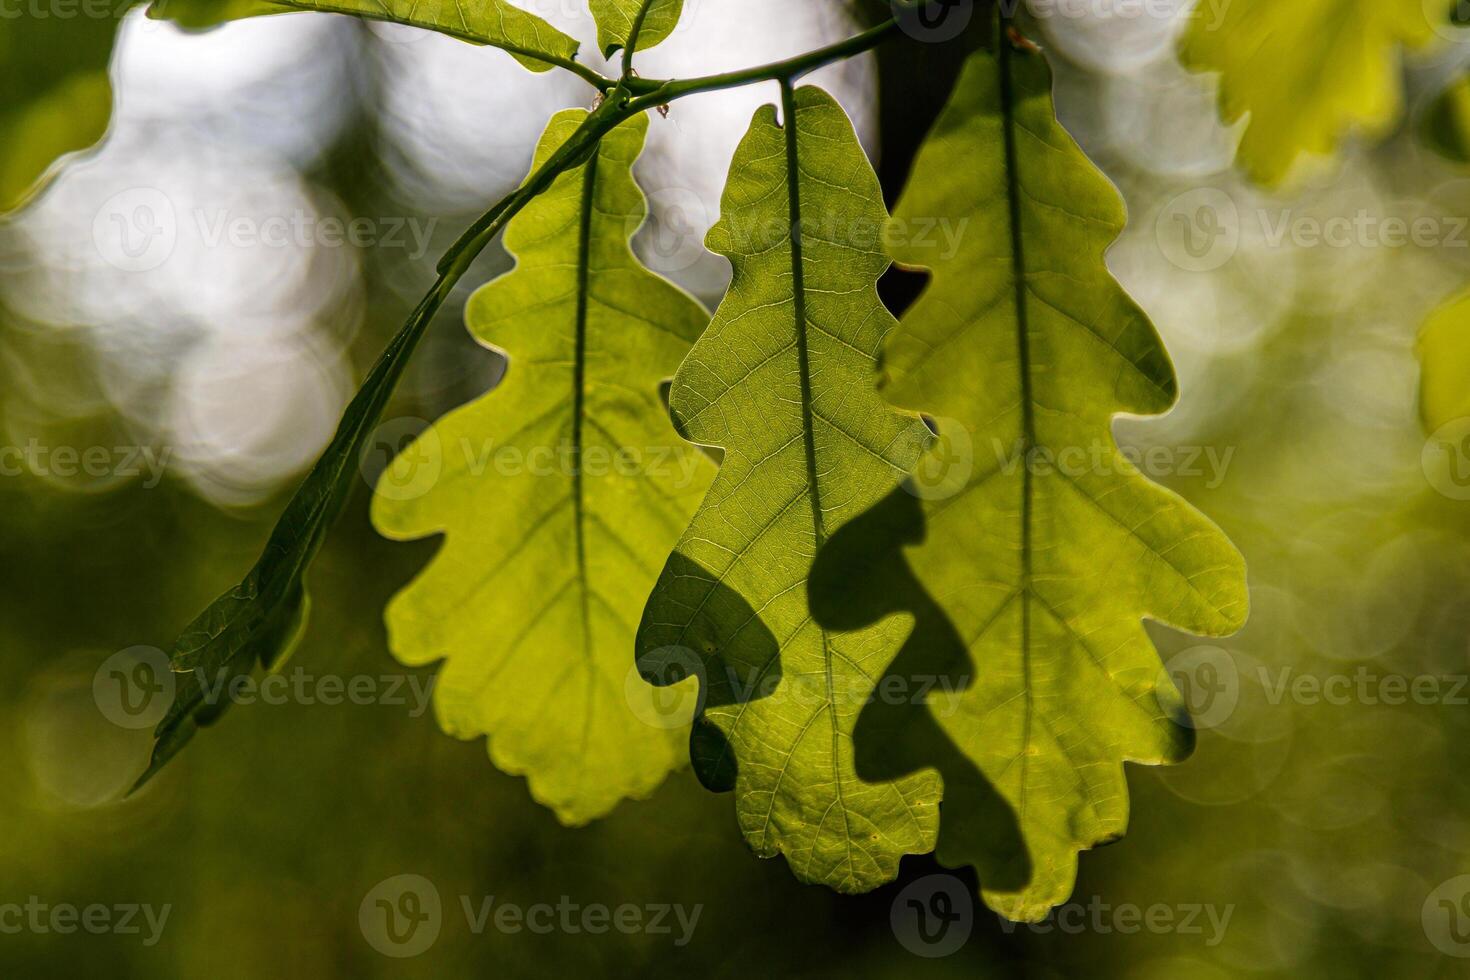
top-left (372, 110), bottom-right (714, 825)
top-left (809, 45), bottom-right (1248, 921)
top-left (273, 0), bottom-right (579, 70)
top-left (146, 0), bottom-right (280, 28)
top-left (1181, 0), bottom-right (1439, 186)
top-left (1419, 288), bottom-right (1470, 432)
top-left (150, 0), bottom-right (579, 71)
top-left (1423, 72), bottom-right (1470, 164)
top-left (589, 0), bottom-right (682, 57)
top-left (0, 6), bottom-right (123, 212)
top-left (636, 84), bottom-right (941, 892)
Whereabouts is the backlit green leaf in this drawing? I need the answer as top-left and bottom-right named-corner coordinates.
top-left (371, 109), bottom-right (714, 824)
top-left (0, 6), bottom-right (123, 212)
top-left (150, 0), bottom-right (580, 72)
top-left (810, 46), bottom-right (1248, 921)
top-left (589, 0), bottom-right (683, 58)
top-left (1419, 287), bottom-right (1470, 432)
top-left (146, 0), bottom-right (280, 28)
top-left (283, 0), bottom-right (577, 70)
top-left (1181, 0), bottom-right (1439, 185)
top-left (635, 84), bottom-right (941, 891)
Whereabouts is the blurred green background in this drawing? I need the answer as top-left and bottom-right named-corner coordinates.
top-left (4, 2), bottom-right (1470, 976)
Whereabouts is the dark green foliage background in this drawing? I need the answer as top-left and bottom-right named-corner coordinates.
top-left (2, 7), bottom-right (1468, 977)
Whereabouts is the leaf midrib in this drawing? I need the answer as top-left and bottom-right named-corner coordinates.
top-left (572, 143), bottom-right (600, 663)
top-left (998, 35), bottom-right (1037, 822)
top-left (780, 80), bottom-right (856, 882)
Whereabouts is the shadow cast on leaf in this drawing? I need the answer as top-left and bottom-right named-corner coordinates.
top-left (809, 486), bottom-right (1031, 895)
top-left (635, 551), bottom-right (779, 794)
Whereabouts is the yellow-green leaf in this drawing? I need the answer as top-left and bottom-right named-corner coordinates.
top-left (810, 46), bottom-right (1248, 921)
top-left (372, 109), bottom-right (714, 824)
top-left (151, 0), bottom-right (580, 72)
top-left (1419, 287), bottom-right (1470, 432)
top-left (147, 0), bottom-right (280, 28)
top-left (635, 84), bottom-right (941, 892)
top-left (1181, 0), bottom-right (1439, 185)
top-left (589, 0), bottom-right (683, 58)
top-left (0, 6), bottom-right (123, 211)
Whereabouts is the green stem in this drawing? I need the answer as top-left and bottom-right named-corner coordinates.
top-left (235, 12), bottom-right (909, 630)
top-left (330, 14), bottom-right (908, 498)
top-left (134, 5), bottom-right (950, 787)
top-left (623, 18), bottom-right (901, 100)
top-left (439, 96), bottom-right (629, 274)
top-left (336, 14), bottom-right (909, 516)
top-left (622, 0), bottom-right (661, 76)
